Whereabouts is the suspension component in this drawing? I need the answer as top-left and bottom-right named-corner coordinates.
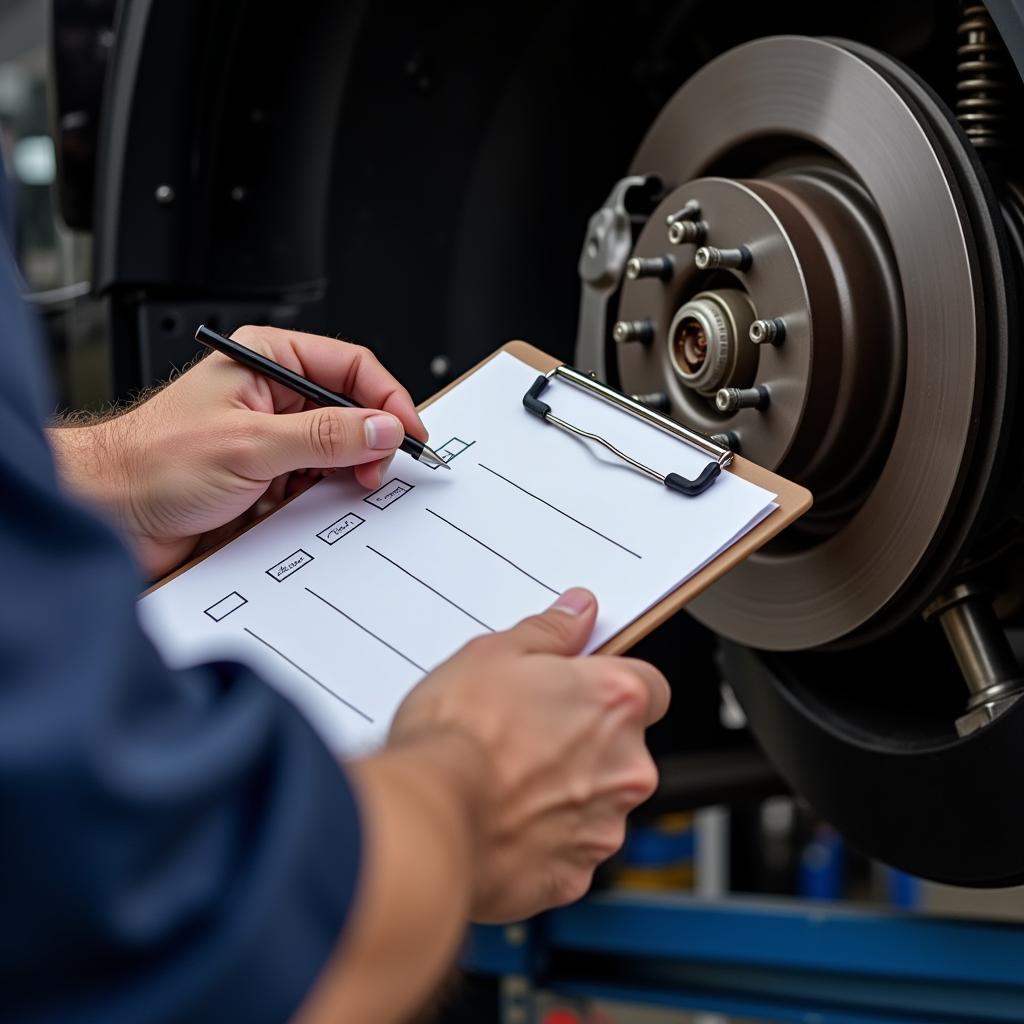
top-left (925, 584), bottom-right (1024, 736)
top-left (956, 3), bottom-right (1008, 150)
top-left (574, 175), bottom-right (660, 378)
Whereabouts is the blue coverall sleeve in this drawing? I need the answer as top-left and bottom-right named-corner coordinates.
top-left (0, 199), bottom-right (361, 1022)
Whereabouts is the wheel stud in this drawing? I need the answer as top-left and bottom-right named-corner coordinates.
top-left (626, 256), bottom-right (674, 281)
top-left (665, 199), bottom-right (701, 225)
top-left (695, 245), bottom-right (752, 271)
top-left (629, 391), bottom-right (670, 411)
top-left (710, 431), bottom-right (742, 453)
top-left (750, 318), bottom-right (786, 345)
top-left (613, 319), bottom-right (655, 344)
top-left (716, 385), bottom-right (769, 412)
top-left (668, 220), bottom-right (708, 245)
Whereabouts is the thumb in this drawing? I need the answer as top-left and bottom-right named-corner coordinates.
top-left (254, 407), bottom-right (404, 475)
top-left (502, 588), bottom-right (598, 655)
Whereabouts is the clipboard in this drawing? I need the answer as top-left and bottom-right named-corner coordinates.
top-left (151, 339), bottom-right (811, 660)
top-left (419, 340), bottom-right (812, 656)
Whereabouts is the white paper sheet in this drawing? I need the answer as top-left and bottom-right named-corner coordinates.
top-left (138, 352), bottom-right (778, 755)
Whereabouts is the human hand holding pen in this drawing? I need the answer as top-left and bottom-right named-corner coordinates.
top-left (195, 325), bottom-right (450, 470)
top-left (49, 324), bottom-right (426, 577)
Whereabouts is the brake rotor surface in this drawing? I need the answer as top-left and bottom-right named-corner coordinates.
top-left (617, 36), bottom-right (995, 651)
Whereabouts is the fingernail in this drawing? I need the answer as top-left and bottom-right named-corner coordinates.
top-left (365, 414), bottom-right (402, 451)
top-left (551, 588), bottom-right (594, 616)
top-left (373, 455), bottom-right (394, 487)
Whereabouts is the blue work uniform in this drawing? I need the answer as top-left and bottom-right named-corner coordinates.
top-left (0, 163), bottom-right (360, 1022)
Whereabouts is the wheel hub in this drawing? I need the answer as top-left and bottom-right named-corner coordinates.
top-left (620, 169), bottom-right (904, 529)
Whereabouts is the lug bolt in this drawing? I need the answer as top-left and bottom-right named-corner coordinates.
top-left (749, 317), bottom-right (786, 345)
top-left (665, 199), bottom-right (701, 226)
top-left (668, 219), bottom-right (708, 245)
top-left (613, 319), bottom-right (655, 344)
top-left (716, 385), bottom-right (769, 413)
top-left (629, 391), bottom-right (670, 411)
top-left (710, 431), bottom-right (742, 453)
top-left (695, 245), bottom-right (752, 271)
top-left (626, 255), bottom-right (674, 281)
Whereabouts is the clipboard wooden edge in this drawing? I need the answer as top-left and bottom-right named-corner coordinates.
top-left (148, 339), bottom-right (812, 659)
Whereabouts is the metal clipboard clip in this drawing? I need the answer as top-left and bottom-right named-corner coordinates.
top-left (522, 365), bottom-right (733, 497)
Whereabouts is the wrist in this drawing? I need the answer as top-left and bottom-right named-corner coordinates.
top-left (48, 416), bottom-right (134, 526)
top-left (309, 730), bottom-right (492, 1023)
top-left (369, 727), bottom-right (491, 871)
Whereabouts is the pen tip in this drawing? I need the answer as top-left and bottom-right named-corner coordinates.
top-left (419, 445), bottom-right (452, 470)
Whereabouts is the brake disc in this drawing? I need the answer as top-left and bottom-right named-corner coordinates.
top-left (613, 35), bottom-right (1012, 651)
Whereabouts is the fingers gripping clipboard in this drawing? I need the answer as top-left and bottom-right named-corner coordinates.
top-left (141, 340), bottom-right (811, 753)
top-left (423, 341), bottom-right (812, 656)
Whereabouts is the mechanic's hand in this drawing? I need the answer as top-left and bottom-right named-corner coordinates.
top-left (388, 588), bottom-right (670, 922)
top-left (50, 325), bottom-right (425, 577)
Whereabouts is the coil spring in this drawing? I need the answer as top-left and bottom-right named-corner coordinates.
top-left (957, 3), bottom-right (1008, 150)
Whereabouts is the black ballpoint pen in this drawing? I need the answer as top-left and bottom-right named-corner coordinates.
top-left (195, 325), bottom-right (451, 470)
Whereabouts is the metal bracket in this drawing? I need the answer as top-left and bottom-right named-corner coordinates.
top-left (574, 174), bottom-right (659, 380)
